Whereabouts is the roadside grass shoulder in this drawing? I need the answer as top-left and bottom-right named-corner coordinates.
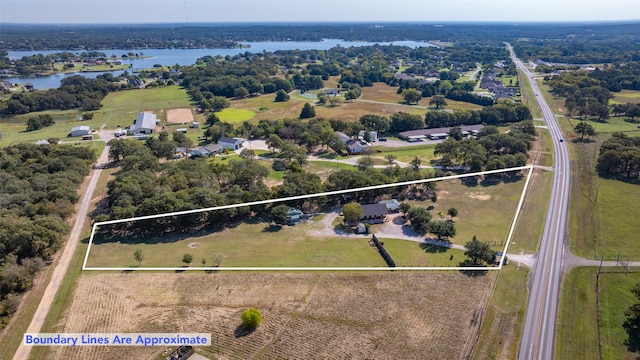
top-left (518, 70), bottom-right (542, 119)
top-left (509, 169), bottom-right (552, 254)
top-left (472, 265), bottom-right (529, 360)
top-left (556, 267), bottom-right (600, 360)
top-left (29, 163), bottom-right (119, 360)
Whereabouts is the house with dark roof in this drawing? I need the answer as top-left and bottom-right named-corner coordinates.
top-left (360, 203), bottom-right (389, 224)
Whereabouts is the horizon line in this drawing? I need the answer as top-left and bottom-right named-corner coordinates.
top-left (2, 20), bottom-right (640, 27)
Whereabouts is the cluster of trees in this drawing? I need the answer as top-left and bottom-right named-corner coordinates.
top-left (597, 133), bottom-right (640, 179)
top-left (4, 23), bottom-right (639, 51)
top-left (401, 203), bottom-right (457, 240)
top-left (0, 75), bottom-right (118, 115)
top-left (434, 121), bottom-right (535, 171)
top-left (1, 51), bottom-right (118, 76)
top-left (547, 63), bottom-right (640, 121)
top-left (0, 144), bottom-right (96, 328)
top-left (25, 114), bottom-right (55, 131)
top-left (425, 102), bottom-right (533, 129)
top-left (515, 40), bottom-right (640, 64)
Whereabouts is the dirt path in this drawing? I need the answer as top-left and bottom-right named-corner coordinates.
top-left (12, 131), bottom-right (111, 360)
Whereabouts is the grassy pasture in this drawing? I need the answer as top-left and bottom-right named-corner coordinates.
top-left (567, 116), bottom-right (640, 137)
top-left (556, 267), bottom-right (600, 360)
top-left (372, 144), bottom-right (437, 163)
top-left (610, 90), bottom-right (640, 104)
top-left (556, 268), bottom-right (640, 360)
top-left (0, 86), bottom-right (196, 146)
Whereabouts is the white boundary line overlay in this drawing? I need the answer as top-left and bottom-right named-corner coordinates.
top-left (83, 165), bottom-right (534, 271)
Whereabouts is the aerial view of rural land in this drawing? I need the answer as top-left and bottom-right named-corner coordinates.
top-left (1, 0), bottom-right (640, 359)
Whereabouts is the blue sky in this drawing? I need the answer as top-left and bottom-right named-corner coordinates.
top-left (1, 0), bottom-right (638, 24)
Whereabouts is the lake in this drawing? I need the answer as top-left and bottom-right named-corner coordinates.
top-left (4, 39), bottom-right (435, 89)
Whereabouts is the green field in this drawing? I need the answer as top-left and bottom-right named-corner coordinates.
top-left (417, 176), bottom-right (528, 248)
top-left (556, 267), bottom-right (600, 360)
top-left (557, 268), bottom-right (640, 360)
top-left (610, 90), bottom-right (640, 104)
top-left (0, 86), bottom-right (196, 146)
top-left (216, 108), bottom-right (256, 123)
top-left (372, 144), bottom-right (437, 163)
top-left (88, 219), bottom-right (383, 268)
top-left (593, 178), bottom-right (640, 259)
top-left (568, 117), bottom-right (640, 137)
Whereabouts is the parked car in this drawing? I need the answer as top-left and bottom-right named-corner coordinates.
top-left (379, 137), bottom-right (387, 142)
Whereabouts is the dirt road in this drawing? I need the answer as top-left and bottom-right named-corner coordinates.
top-left (12, 136), bottom-right (111, 360)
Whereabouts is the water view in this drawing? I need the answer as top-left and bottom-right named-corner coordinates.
top-left (5, 39), bottom-right (435, 89)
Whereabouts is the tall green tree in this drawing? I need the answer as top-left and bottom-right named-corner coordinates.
top-left (574, 121), bottom-right (596, 141)
top-left (342, 203), bottom-right (363, 224)
top-left (402, 88), bottom-right (422, 104)
top-left (299, 103), bottom-right (316, 119)
top-left (429, 95), bottom-right (448, 109)
top-left (407, 207), bottom-right (432, 235)
top-left (464, 235), bottom-right (495, 265)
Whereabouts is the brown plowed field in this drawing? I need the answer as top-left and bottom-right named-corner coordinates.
top-left (166, 108), bottom-right (194, 124)
top-left (51, 272), bottom-right (493, 359)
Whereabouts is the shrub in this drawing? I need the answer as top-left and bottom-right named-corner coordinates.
top-left (241, 308), bottom-right (262, 329)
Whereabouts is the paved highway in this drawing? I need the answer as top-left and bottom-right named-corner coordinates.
top-left (507, 44), bottom-right (572, 360)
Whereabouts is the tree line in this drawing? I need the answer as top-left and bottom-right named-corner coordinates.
top-left (0, 144), bottom-right (96, 328)
top-left (597, 132), bottom-right (640, 180)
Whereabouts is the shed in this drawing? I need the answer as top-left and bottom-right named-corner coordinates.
top-left (378, 199), bottom-right (400, 212)
top-left (359, 130), bottom-right (378, 142)
top-left (70, 126), bottom-right (91, 137)
top-left (129, 112), bottom-right (157, 135)
top-left (176, 128), bottom-right (188, 133)
top-left (286, 207), bottom-right (305, 224)
top-left (218, 136), bottom-right (244, 150)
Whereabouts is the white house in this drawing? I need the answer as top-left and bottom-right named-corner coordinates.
top-left (359, 130), bottom-right (378, 142)
top-left (69, 126), bottom-right (91, 137)
top-left (218, 137), bottom-right (244, 150)
top-left (129, 112), bottom-right (157, 135)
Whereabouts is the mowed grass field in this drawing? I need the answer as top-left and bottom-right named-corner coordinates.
top-left (0, 86), bottom-right (197, 146)
top-left (220, 82), bottom-right (482, 124)
top-left (610, 90), bottom-right (640, 104)
top-left (430, 175), bottom-right (529, 249)
top-left (50, 271), bottom-right (494, 360)
top-left (556, 268), bottom-right (640, 360)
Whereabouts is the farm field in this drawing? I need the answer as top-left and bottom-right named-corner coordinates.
top-left (48, 271), bottom-right (494, 360)
top-left (0, 86), bottom-right (197, 146)
top-left (84, 172), bottom-right (528, 268)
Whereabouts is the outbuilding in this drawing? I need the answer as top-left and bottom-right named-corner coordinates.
top-left (69, 126), bottom-right (91, 137)
top-left (129, 112), bottom-right (157, 135)
top-left (218, 136), bottom-right (244, 150)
